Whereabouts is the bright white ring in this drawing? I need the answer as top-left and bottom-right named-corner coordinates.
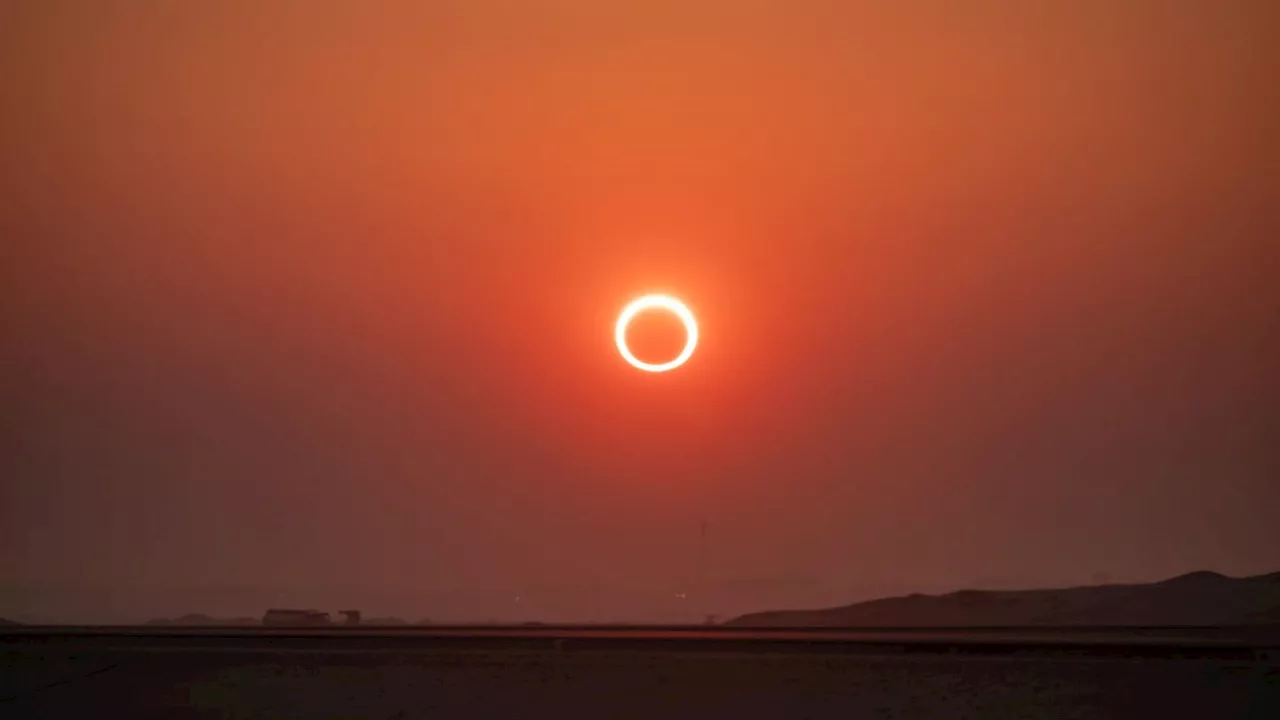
top-left (615, 294), bottom-right (699, 373)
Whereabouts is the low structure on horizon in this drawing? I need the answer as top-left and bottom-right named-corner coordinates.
top-left (262, 608), bottom-right (332, 626)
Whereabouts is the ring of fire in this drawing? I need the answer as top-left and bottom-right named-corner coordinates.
top-left (615, 294), bottom-right (699, 373)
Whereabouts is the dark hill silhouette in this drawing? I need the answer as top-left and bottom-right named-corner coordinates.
top-left (146, 614), bottom-right (259, 626)
top-left (727, 570), bottom-right (1280, 627)
top-left (0, 617), bottom-right (19, 626)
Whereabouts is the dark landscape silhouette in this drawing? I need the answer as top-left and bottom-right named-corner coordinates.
top-left (18, 571), bottom-right (1275, 629)
top-left (140, 613), bottom-right (419, 627)
top-left (145, 614), bottom-right (259, 627)
top-left (728, 570), bottom-right (1280, 627)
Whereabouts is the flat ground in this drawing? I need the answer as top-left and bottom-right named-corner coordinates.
top-left (2, 636), bottom-right (1278, 718)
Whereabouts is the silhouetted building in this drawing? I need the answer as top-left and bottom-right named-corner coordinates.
top-left (262, 608), bottom-right (331, 626)
top-left (339, 610), bottom-right (361, 625)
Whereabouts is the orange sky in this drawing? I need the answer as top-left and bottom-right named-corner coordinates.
top-left (3, 1), bottom-right (1277, 622)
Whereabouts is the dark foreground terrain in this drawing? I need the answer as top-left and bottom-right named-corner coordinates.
top-left (3, 627), bottom-right (1278, 719)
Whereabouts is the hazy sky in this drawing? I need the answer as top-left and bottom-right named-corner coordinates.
top-left (3, 1), bottom-right (1278, 623)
